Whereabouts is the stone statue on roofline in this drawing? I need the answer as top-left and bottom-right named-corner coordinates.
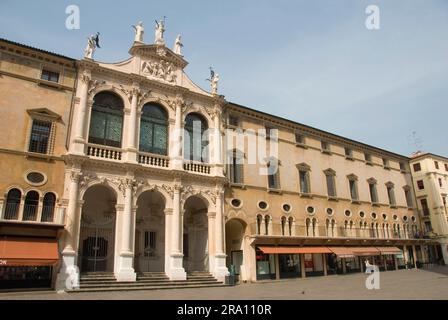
top-left (173, 34), bottom-right (183, 56)
top-left (154, 17), bottom-right (166, 45)
top-left (84, 32), bottom-right (100, 59)
top-left (132, 21), bottom-right (144, 43)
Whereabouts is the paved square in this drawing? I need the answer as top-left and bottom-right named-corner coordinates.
top-left (1, 267), bottom-right (447, 300)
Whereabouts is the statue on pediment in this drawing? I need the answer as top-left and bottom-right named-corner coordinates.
top-left (132, 21), bottom-right (144, 43)
top-left (173, 35), bottom-right (183, 56)
top-left (154, 18), bottom-right (166, 45)
top-left (207, 67), bottom-right (220, 95)
top-left (84, 32), bottom-right (100, 59)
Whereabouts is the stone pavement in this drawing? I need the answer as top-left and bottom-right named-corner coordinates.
top-left (1, 267), bottom-right (447, 300)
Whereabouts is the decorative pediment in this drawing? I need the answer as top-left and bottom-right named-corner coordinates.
top-left (129, 44), bottom-right (188, 69)
top-left (27, 108), bottom-right (62, 121)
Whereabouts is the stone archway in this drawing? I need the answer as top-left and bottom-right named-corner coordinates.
top-left (225, 219), bottom-right (247, 277)
top-left (134, 190), bottom-right (166, 273)
top-left (79, 184), bottom-right (117, 273)
top-left (183, 195), bottom-right (209, 272)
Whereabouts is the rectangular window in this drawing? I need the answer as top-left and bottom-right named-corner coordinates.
top-left (413, 163), bottom-right (421, 172)
top-left (321, 141), bottom-right (330, 153)
top-left (435, 161), bottom-right (439, 170)
top-left (417, 180), bottom-right (424, 190)
top-left (229, 154), bottom-right (243, 184)
top-left (405, 189), bottom-right (413, 208)
top-left (369, 183), bottom-right (378, 203)
top-left (399, 162), bottom-right (406, 172)
top-left (439, 178), bottom-right (443, 187)
top-left (267, 162), bottom-right (280, 190)
top-left (383, 158), bottom-right (390, 169)
top-left (299, 170), bottom-right (310, 194)
top-left (28, 120), bottom-right (52, 154)
top-left (387, 186), bottom-right (396, 206)
top-left (228, 115), bottom-right (239, 127)
top-left (421, 199), bottom-right (430, 216)
top-left (41, 69), bottom-right (60, 83)
top-left (345, 147), bottom-right (353, 159)
top-left (144, 231), bottom-right (156, 257)
top-left (349, 179), bottom-right (358, 201)
top-left (424, 221), bottom-right (432, 233)
top-left (445, 163), bottom-right (448, 171)
top-left (326, 174), bottom-right (337, 197)
top-left (365, 153), bottom-right (372, 164)
top-left (295, 132), bottom-right (305, 144)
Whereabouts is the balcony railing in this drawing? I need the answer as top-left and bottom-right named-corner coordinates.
top-left (22, 204), bottom-right (38, 221)
top-left (86, 144), bottom-right (122, 161)
top-left (138, 152), bottom-right (169, 168)
top-left (1, 205), bottom-right (63, 224)
top-left (183, 161), bottom-right (211, 174)
top-left (3, 203), bottom-right (19, 220)
top-left (250, 222), bottom-right (423, 240)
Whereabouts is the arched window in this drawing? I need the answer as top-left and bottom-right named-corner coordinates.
top-left (4, 188), bottom-right (21, 220)
top-left (256, 214), bottom-right (263, 235)
top-left (281, 216), bottom-right (286, 236)
top-left (23, 191), bottom-right (39, 221)
top-left (264, 215), bottom-right (270, 235)
top-left (139, 103), bottom-right (168, 155)
top-left (184, 113), bottom-right (208, 162)
top-left (288, 217), bottom-right (294, 236)
top-left (88, 92), bottom-right (124, 147)
top-left (306, 218), bottom-right (311, 236)
top-left (312, 218), bottom-right (317, 237)
top-left (41, 192), bottom-right (56, 222)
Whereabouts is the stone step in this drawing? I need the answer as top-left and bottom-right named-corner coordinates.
top-left (80, 278), bottom-right (220, 286)
top-left (79, 280), bottom-right (220, 289)
top-left (69, 283), bottom-right (225, 293)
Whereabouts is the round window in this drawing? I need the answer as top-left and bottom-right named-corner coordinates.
top-left (359, 211), bottom-right (365, 218)
top-left (307, 206), bottom-right (315, 214)
top-left (344, 210), bottom-right (351, 217)
top-left (231, 199), bottom-right (242, 208)
top-left (25, 171), bottom-right (46, 186)
top-left (382, 213), bottom-right (387, 220)
top-left (411, 216), bottom-right (416, 222)
top-left (282, 204), bottom-right (291, 213)
top-left (258, 201), bottom-right (268, 210)
top-left (393, 214), bottom-right (398, 221)
top-left (371, 212), bottom-right (377, 219)
top-left (326, 208), bottom-right (334, 216)
top-left (403, 216), bottom-right (408, 222)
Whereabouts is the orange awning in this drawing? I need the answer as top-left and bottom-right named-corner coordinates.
top-left (259, 246), bottom-right (332, 254)
top-left (376, 247), bottom-right (402, 255)
top-left (0, 237), bottom-right (59, 266)
top-left (328, 247), bottom-right (355, 258)
top-left (350, 247), bottom-right (381, 256)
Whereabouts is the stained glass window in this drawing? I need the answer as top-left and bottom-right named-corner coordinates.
top-left (139, 104), bottom-right (168, 155)
top-left (88, 92), bottom-right (124, 148)
top-left (184, 113), bottom-right (208, 162)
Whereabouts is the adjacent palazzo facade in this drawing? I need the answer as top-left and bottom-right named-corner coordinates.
top-left (56, 42), bottom-right (229, 289)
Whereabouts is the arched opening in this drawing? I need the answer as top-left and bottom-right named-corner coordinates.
top-left (134, 190), bottom-right (166, 273)
top-left (183, 195), bottom-right (209, 272)
top-left (88, 91), bottom-right (124, 148)
top-left (225, 219), bottom-right (247, 280)
top-left (4, 188), bottom-right (21, 220)
top-left (139, 103), bottom-right (168, 155)
top-left (79, 185), bottom-right (117, 273)
top-left (41, 192), bottom-right (56, 222)
top-left (281, 216), bottom-right (286, 236)
top-left (184, 113), bottom-right (209, 163)
top-left (256, 214), bottom-right (263, 235)
top-left (23, 191), bottom-right (39, 221)
top-left (288, 217), bottom-right (294, 236)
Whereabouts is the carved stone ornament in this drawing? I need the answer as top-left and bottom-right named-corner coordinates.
top-left (88, 80), bottom-right (106, 96)
top-left (141, 60), bottom-right (176, 83)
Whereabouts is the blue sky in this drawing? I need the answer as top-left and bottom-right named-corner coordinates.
top-left (1, 0), bottom-right (447, 157)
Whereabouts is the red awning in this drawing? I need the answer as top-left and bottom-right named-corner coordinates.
top-left (376, 247), bottom-right (402, 255)
top-left (328, 247), bottom-right (355, 258)
top-left (0, 237), bottom-right (59, 266)
top-left (350, 247), bottom-right (381, 256)
top-left (259, 246), bottom-right (332, 254)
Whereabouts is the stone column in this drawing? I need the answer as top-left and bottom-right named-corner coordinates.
top-left (56, 170), bottom-right (81, 291)
top-left (323, 254), bottom-right (328, 276)
top-left (70, 70), bottom-right (90, 155)
top-left (168, 184), bottom-right (186, 280)
top-left (394, 255), bottom-right (399, 270)
top-left (403, 245), bottom-right (409, 268)
top-left (342, 258), bottom-right (347, 274)
top-left (412, 245), bottom-right (418, 269)
top-left (0, 199), bottom-right (4, 220)
top-left (36, 196), bottom-right (44, 222)
top-left (274, 254), bottom-right (280, 280)
top-left (171, 99), bottom-right (184, 170)
top-left (213, 187), bottom-right (229, 281)
top-left (213, 109), bottom-right (223, 176)
top-left (116, 178), bottom-right (136, 281)
top-left (124, 87), bottom-right (139, 163)
top-left (300, 254), bottom-right (306, 278)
